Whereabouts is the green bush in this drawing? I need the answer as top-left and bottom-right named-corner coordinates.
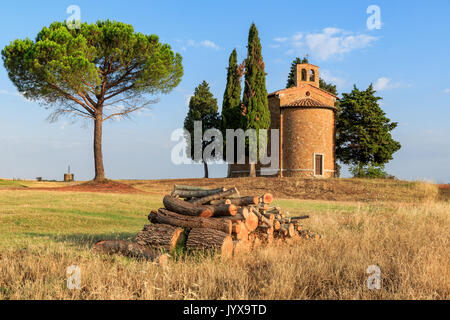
top-left (350, 164), bottom-right (395, 179)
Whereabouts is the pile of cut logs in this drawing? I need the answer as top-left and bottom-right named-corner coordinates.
top-left (92, 185), bottom-right (320, 264)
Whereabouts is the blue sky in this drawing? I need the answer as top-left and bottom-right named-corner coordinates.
top-left (0, 0), bottom-right (449, 182)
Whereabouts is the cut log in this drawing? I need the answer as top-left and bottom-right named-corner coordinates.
top-left (171, 187), bottom-right (226, 199)
top-left (163, 196), bottom-right (213, 217)
top-left (278, 225), bottom-right (289, 236)
top-left (312, 233), bottom-right (321, 240)
top-left (244, 210), bottom-right (259, 232)
top-left (233, 240), bottom-right (252, 255)
top-left (238, 207), bottom-right (249, 219)
top-left (254, 209), bottom-right (273, 228)
top-left (186, 228), bottom-right (233, 259)
top-left (173, 185), bottom-right (210, 191)
top-left (135, 224), bottom-right (185, 252)
top-left (235, 223), bottom-right (249, 241)
top-left (260, 193), bottom-right (274, 204)
top-left (262, 212), bottom-right (275, 224)
top-left (209, 204), bottom-right (238, 217)
top-left (214, 213), bottom-right (245, 222)
top-left (210, 196), bottom-right (258, 206)
top-left (287, 223), bottom-right (296, 238)
top-left (267, 206), bottom-right (281, 214)
top-left (210, 199), bottom-right (232, 205)
top-left (290, 215), bottom-right (310, 220)
top-left (149, 209), bottom-right (232, 234)
top-left (232, 221), bottom-right (242, 234)
top-left (189, 187), bottom-right (240, 205)
top-left (258, 225), bottom-right (274, 235)
top-left (92, 240), bottom-right (169, 265)
top-left (273, 220), bottom-right (281, 231)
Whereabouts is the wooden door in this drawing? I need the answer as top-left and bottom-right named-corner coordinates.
top-left (315, 155), bottom-right (323, 176)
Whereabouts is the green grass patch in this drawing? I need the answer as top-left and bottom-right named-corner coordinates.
top-left (0, 190), bottom-right (162, 248)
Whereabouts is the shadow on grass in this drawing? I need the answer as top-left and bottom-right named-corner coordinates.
top-left (24, 232), bottom-right (137, 249)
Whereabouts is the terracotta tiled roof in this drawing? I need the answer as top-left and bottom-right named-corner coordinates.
top-left (282, 97), bottom-right (325, 107)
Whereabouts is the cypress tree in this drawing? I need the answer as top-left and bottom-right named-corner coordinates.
top-left (184, 81), bottom-right (220, 178)
top-left (222, 49), bottom-right (242, 131)
top-left (241, 23), bottom-right (271, 177)
top-left (221, 49), bottom-right (242, 177)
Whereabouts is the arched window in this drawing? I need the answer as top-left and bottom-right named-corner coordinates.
top-left (301, 69), bottom-right (307, 81)
top-left (309, 69), bottom-right (315, 82)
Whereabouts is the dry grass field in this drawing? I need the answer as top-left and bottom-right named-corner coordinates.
top-left (0, 177), bottom-right (448, 300)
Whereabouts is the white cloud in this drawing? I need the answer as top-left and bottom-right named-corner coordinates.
top-left (322, 27), bottom-right (341, 35)
top-left (373, 77), bottom-right (406, 91)
top-left (176, 39), bottom-right (219, 51)
top-left (274, 37), bottom-right (288, 43)
top-left (444, 89), bottom-right (450, 93)
top-left (273, 28), bottom-right (378, 61)
top-left (199, 40), bottom-right (219, 50)
top-left (292, 33), bottom-right (303, 42)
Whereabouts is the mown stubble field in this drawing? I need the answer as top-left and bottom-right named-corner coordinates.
top-left (0, 178), bottom-right (448, 299)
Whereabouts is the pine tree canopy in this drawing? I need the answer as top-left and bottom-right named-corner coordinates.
top-left (336, 84), bottom-right (401, 167)
top-left (2, 20), bottom-right (183, 122)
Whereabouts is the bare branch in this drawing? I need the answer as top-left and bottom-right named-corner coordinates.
top-left (48, 83), bottom-right (96, 116)
top-left (102, 98), bottom-right (158, 122)
top-left (104, 84), bottom-right (135, 101)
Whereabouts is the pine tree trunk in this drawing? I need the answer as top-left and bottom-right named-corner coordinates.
top-left (93, 114), bottom-right (106, 181)
top-left (203, 160), bottom-right (209, 178)
top-left (249, 163), bottom-right (256, 177)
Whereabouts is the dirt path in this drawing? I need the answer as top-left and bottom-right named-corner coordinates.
top-left (22, 180), bottom-right (145, 194)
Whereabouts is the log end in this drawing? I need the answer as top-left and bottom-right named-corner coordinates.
top-left (229, 204), bottom-right (238, 216)
top-left (245, 211), bottom-right (259, 233)
top-left (221, 235), bottom-right (234, 260)
top-left (262, 193), bottom-right (274, 204)
top-left (200, 209), bottom-right (214, 218)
